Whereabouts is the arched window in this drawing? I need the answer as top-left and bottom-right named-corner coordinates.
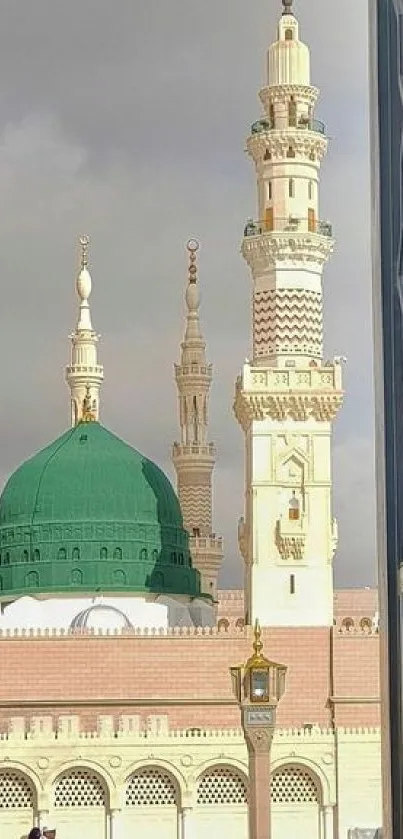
top-left (100, 547), bottom-right (108, 560)
top-left (58, 548), bottom-right (67, 561)
top-left (71, 568), bottom-right (83, 585)
top-left (288, 491), bottom-right (300, 520)
top-left (113, 547), bottom-right (122, 561)
top-left (113, 569), bottom-right (126, 585)
top-left (72, 547), bottom-right (80, 561)
top-left (264, 149), bottom-right (272, 161)
top-left (32, 549), bottom-right (40, 562)
top-left (140, 548), bottom-right (148, 562)
top-left (271, 765), bottom-right (321, 804)
top-left (152, 549), bottom-right (159, 562)
top-left (53, 769), bottom-right (107, 808)
top-left (197, 767), bottom-right (247, 805)
top-left (288, 178), bottom-right (294, 198)
top-left (235, 618), bottom-right (245, 630)
top-left (0, 769), bottom-right (36, 808)
top-left (25, 571), bottom-right (39, 587)
top-left (125, 768), bottom-right (178, 807)
top-left (22, 550), bottom-right (29, 563)
top-left (4, 553), bottom-right (10, 566)
top-left (285, 28), bottom-right (294, 41)
top-left (308, 180), bottom-right (313, 200)
top-left (288, 96), bottom-right (297, 127)
top-left (268, 180), bottom-right (272, 200)
top-left (286, 145), bottom-right (295, 158)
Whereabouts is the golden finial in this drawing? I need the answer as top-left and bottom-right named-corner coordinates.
top-left (253, 618), bottom-right (263, 657)
top-left (79, 235), bottom-right (90, 270)
top-left (81, 385), bottom-right (96, 423)
top-left (186, 238), bottom-right (199, 285)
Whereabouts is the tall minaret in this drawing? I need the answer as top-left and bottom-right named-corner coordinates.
top-left (172, 240), bottom-right (223, 601)
top-left (65, 236), bottom-right (104, 426)
top-left (234, 1), bottom-right (343, 627)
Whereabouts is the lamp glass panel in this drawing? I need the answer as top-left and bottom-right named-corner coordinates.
top-left (251, 668), bottom-right (269, 701)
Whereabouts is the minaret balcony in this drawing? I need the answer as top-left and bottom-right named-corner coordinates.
top-left (172, 441), bottom-right (216, 459)
top-left (242, 216), bottom-right (334, 272)
top-left (250, 117), bottom-right (325, 136)
top-left (244, 216), bottom-right (332, 238)
top-left (234, 360), bottom-right (344, 427)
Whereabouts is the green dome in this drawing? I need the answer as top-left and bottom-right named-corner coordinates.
top-left (0, 421), bottom-right (202, 600)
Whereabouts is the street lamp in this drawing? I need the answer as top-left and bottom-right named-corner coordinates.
top-left (230, 620), bottom-right (287, 839)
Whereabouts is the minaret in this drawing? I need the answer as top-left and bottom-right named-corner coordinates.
top-left (172, 240), bottom-right (223, 601)
top-left (65, 236), bottom-right (104, 426)
top-left (234, 1), bottom-right (343, 627)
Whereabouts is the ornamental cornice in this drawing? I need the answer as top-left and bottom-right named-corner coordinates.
top-left (234, 391), bottom-right (343, 428)
top-left (259, 84), bottom-right (319, 107)
top-left (233, 364), bottom-right (344, 428)
top-left (247, 131), bottom-right (327, 166)
top-left (242, 232), bottom-right (334, 273)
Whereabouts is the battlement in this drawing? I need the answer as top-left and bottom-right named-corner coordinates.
top-left (0, 624), bottom-right (249, 639)
top-left (0, 715), bottom-right (380, 742)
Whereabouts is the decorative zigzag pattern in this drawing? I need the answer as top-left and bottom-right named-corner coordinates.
top-left (253, 288), bottom-right (323, 358)
top-left (177, 484), bottom-right (212, 533)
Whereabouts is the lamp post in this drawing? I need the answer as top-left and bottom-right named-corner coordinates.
top-left (230, 620), bottom-right (287, 839)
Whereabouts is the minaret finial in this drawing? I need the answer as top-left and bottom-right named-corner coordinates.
top-left (187, 238), bottom-right (199, 285)
top-left (282, 0), bottom-right (293, 14)
top-left (80, 234), bottom-right (90, 270)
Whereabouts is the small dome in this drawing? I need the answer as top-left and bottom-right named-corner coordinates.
top-left (0, 421), bottom-right (202, 601)
top-left (70, 604), bottom-right (134, 631)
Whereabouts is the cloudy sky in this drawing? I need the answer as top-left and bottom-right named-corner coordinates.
top-left (0, 0), bottom-right (374, 589)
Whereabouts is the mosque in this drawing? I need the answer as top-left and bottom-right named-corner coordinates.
top-left (0, 3), bottom-right (381, 839)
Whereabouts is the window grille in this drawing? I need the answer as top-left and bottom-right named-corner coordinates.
top-left (53, 769), bottom-right (106, 807)
top-left (0, 770), bottom-right (35, 808)
top-left (271, 766), bottom-right (319, 803)
top-left (126, 768), bottom-right (178, 806)
top-left (197, 767), bottom-right (247, 805)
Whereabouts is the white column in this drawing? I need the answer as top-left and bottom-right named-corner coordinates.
top-left (109, 808), bottom-right (122, 839)
top-left (180, 806), bottom-right (195, 839)
top-left (322, 804), bottom-right (334, 839)
top-left (37, 811), bottom-right (50, 829)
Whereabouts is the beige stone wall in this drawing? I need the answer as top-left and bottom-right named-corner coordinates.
top-left (0, 719), bottom-right (381, 839)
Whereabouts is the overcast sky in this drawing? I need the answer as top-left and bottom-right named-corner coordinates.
top-left (0, 0), bottom-right (374, 589)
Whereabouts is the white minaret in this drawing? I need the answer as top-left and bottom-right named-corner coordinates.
top-left (65, 236), bottom-right (104, 426)
top-left (234, 1), bottom-right (343, 627)
top-left (172, 240), bottom-right (223, 602)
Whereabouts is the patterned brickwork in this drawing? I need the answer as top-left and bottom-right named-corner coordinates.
top-left (253, 288), bottom-right (323, 360)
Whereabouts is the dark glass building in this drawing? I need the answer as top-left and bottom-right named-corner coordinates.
top-left (369, 0), bottom-right (403, 835)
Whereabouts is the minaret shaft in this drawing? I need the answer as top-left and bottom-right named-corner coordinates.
top-left (172, 241), bottom-right (223, 601)
top-left (65, 236), bottom-right (104, 426)
top-left (234, 6), bottom-right (343, 628)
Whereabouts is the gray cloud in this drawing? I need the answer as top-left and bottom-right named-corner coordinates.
top-left (0, 0), bottom-right (375, 589)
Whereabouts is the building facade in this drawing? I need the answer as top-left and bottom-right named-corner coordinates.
top-left (0, 3), bottom-right (382, 839)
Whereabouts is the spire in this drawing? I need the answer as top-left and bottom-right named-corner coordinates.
top-left (65, 235), bottom-right (104, 427)
top-left (172, 240), bottom-right (223, 602)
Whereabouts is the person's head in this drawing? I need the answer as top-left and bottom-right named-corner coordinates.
top-left (28, 829), bottom-right (41, 839)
